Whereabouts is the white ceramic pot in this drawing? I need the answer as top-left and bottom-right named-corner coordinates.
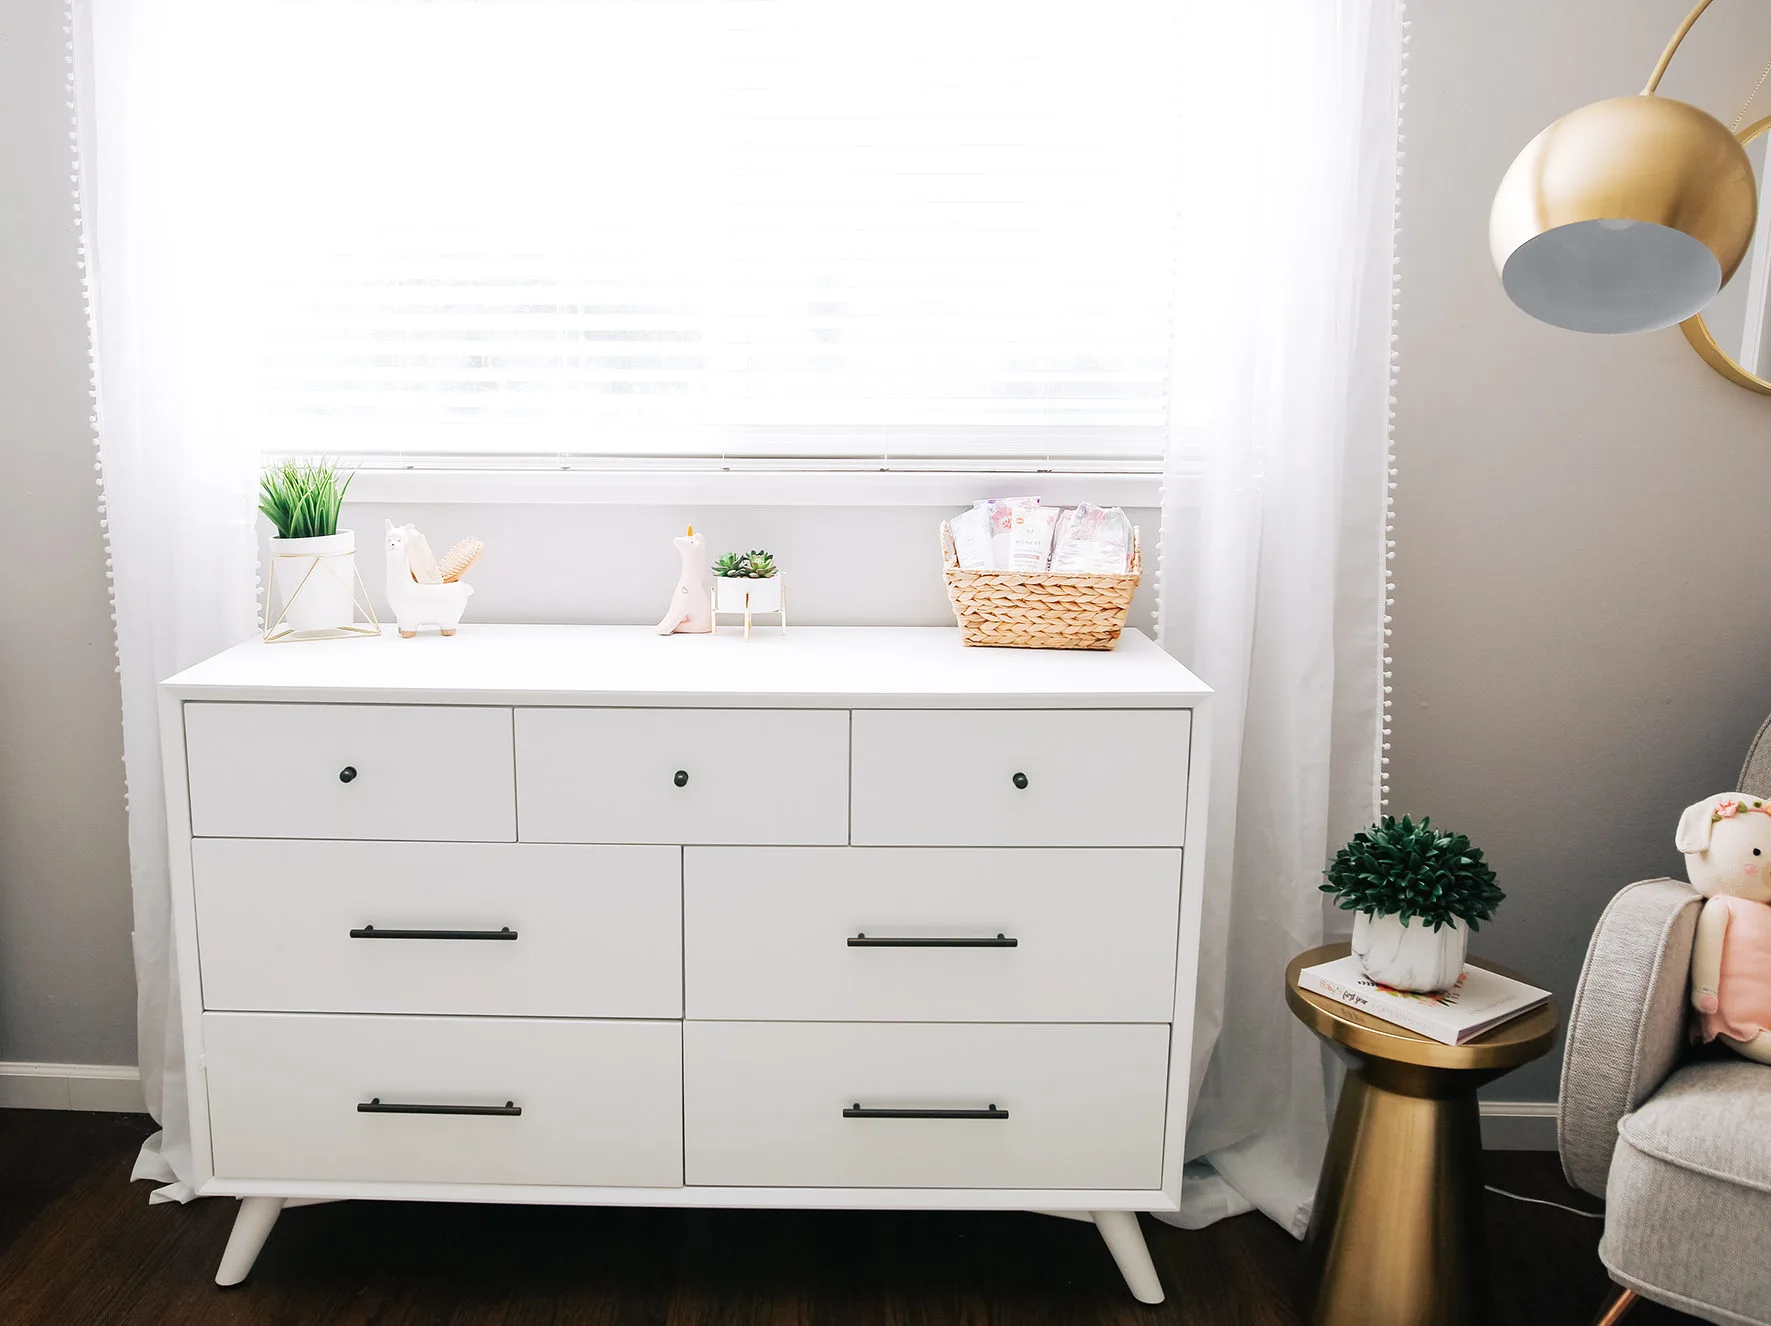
top-left (268, 530), bottom-right (357, 632)
top-left (715, 576), bottom-right (782, 613)
top-left (1351, 911), bottom-right (1467, 993)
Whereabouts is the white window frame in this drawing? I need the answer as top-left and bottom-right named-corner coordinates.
top-left (342, 460), bottom-right (1174, 509)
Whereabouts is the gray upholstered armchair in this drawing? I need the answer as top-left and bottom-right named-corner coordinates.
top-left (1560, 726), bottom-right (1771, 1326)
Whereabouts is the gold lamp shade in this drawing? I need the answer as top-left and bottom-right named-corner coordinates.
top-left (1492, 93), bottom-right (1757, 334)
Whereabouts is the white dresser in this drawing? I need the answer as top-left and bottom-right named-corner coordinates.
top-left (159, 625), bottom-right (1211, 1302)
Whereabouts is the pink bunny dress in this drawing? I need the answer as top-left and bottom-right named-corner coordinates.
top-left (1701, 895), bottom-right (1771, 1044)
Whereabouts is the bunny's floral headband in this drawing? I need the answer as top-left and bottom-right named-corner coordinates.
top-left (1713, 798), bottom-right (1771, 823)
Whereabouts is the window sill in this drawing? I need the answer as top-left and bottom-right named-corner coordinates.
top-left (345, 467), bottom-right (1173, 509)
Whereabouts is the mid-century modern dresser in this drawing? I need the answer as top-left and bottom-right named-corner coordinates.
top-left (159, 625), bottom-right (1210, 1302)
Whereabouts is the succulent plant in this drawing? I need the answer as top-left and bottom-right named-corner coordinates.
top-left (714, 550), bottom-right (778, 578)
top-left (1320, 815), bottom-right (1504, 932)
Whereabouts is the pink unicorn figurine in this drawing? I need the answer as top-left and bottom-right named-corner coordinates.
top-left (655, 525), bottom-right (713, 635)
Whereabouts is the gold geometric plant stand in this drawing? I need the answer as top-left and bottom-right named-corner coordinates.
top-left (1285, 942), bottom-right (1560, 1326)
top-left (263, 549), bottom-right (380, 644)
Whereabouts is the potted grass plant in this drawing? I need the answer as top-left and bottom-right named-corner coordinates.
top-left (259, 459), bottom-right (359, 634)
top-left (1321, 815), bottom-right (1505, 992)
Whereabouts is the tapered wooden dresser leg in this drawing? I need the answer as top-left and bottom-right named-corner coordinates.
top-left (215, 1196), bottom-right (285, 1286)
top-left (1092, 1209), bottom-right (1165, 1304)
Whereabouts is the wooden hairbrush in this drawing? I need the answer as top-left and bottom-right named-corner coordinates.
top-left (437, 537), bottom-right (483, 584)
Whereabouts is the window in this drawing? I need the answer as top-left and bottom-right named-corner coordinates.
top-left (121, 2), bottom-right (1188, 471)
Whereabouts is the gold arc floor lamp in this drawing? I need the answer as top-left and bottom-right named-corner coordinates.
top-left (1491, 0), bottom-right (1761, 337)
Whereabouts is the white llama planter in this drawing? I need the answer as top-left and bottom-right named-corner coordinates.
top-left (384, 521), bottom-right (474, 637)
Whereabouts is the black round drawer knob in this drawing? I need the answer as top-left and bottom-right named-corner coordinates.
top-left (339, 766), bottom-right (358, 784)
top-left (674, 770), bottom-right (689, 788)
top-left (1012, 772), bottom-right (1029, 790)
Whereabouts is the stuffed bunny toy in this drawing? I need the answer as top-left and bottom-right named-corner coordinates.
top-left (1674, 793), bottom-right (1771, 1065)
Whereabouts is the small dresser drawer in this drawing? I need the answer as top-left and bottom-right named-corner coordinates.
top-left (516, 708), bottom-right (848, 845)
top-left (850, 709), bottom-right (1189, 847)
top-left (184, 703), bottom-right (515, 841)
top-left (204, 1013), bottom-right (682, 1187)
top-left (684, 848), bottom-right (1180, 1022)
top-left (685, 1021), bottom-right (1168, 1189)
top-left (194, 840), bottom-right (681, 1017)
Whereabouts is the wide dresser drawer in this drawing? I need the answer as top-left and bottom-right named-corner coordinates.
top-left (849, 710), bottom-right (1189, 847)
top-left (194, 840), bottom-right (681, 1017)
top-left (684, 848), bottom-right (1180, 1022)
top-left (516, 708), bottom-right (848, 845)
top-left (204, 1013), bottom-right (682, 1187)
top-left (683, 1022), bottom-right (1169, 1189)
top-left (184, 703), bottom-right (516, 841)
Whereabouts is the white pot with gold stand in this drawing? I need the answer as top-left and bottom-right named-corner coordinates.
top-left (714, 575), bottom-right (786, 638)
top-left (265, 530), bottom-right (378, 642)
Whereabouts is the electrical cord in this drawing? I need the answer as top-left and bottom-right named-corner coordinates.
top-left (1484, 1185), bottom-right (1604, 1219)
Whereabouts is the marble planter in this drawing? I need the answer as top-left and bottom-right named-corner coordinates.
top-left (1351, 911), bottom-right (1467, 993)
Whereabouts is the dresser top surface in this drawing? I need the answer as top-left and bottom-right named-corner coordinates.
top-left (162, 625), bottom-right (1209, 708)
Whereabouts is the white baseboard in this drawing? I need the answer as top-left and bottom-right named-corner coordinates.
top-left (1480, 1100), bottom-right (1558, 1151)
top-left (0, 1062), bottom-right (143, 1114)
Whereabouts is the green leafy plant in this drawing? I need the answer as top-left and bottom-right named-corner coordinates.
top-left (1320, 815), bottom-right (1504, 932)
top-left (258, 459), bottom-right (354, 540)
top-left (714, 549), bottom-right (778, 579)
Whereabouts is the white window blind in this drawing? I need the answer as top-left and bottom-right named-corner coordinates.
top-left (139, 1), bottom-right (1188, 469)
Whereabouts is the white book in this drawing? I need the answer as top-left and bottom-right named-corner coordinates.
top-left (1297, 955), bottom-right (1550, 1046)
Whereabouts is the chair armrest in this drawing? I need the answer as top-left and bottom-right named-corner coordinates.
top-left (1558, 878), bottom-right (1701, 1197)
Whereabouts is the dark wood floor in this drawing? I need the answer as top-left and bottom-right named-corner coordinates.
top-left (0, 1110), bottom-right (1700, 1325)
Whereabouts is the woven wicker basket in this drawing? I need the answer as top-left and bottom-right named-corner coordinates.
top-left (941, 522), bottom-right (1141, 650)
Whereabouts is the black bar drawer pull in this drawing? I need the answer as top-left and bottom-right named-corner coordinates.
top-left (844, 1103), bottom-right (1009, 1120)
top-left (848, 933), bottom-right (1017, 948)
top-left (358, 1097), bottom-right (522, 1117)
top-left (349, 925), bottom-right (518, 941)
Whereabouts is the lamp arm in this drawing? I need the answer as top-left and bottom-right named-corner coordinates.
top-left (1644, 0), bottom-right (1718, 95)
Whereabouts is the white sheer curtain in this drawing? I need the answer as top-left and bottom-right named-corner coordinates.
top-left (76, 0), bottom-right (1402, 1223)
top-left (1157, 0), bottom-right (1404, 1233)
top-left (73, 0), bottom-right (263, 1199)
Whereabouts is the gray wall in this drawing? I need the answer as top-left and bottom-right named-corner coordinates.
top-left (10, 0), bottom-right (1771, 1115)
top-left (0, 0), bottom-right (137, 1065)
top-left (1391, 0), bottom-right (1771, 1100)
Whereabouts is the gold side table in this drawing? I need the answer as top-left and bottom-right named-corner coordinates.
top-left (1285, 942), bottom-right (1560, 1326)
